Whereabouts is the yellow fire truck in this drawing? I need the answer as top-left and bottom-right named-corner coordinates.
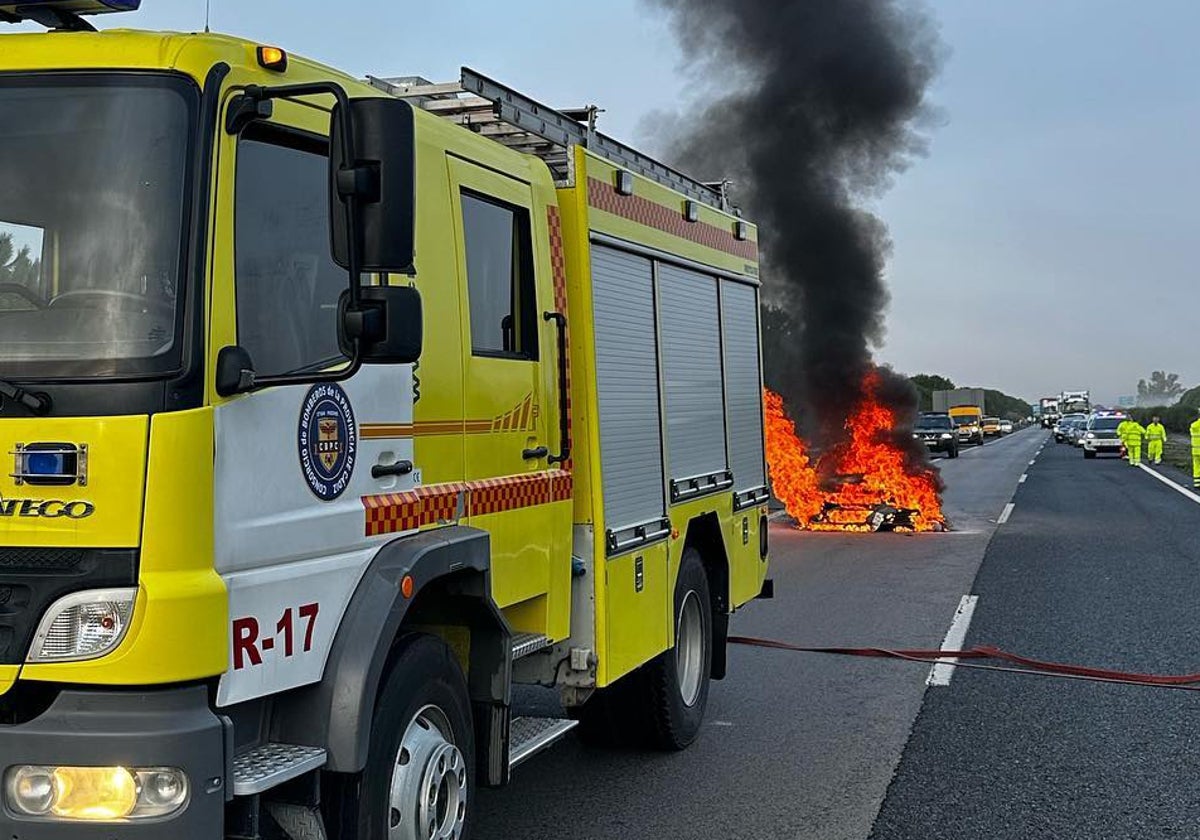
top-left (0, 3), bottom-right (770, 837)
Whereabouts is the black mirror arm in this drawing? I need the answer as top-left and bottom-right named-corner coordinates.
top-left (221, 80), bottom-right (375, 393)
top-left (245, 353), bottom-right (365, 394)
top-left (227, 81), bottom-right (365, 312)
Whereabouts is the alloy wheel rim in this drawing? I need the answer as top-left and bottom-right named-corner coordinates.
top-left (387, 704), bottom-right (467, 840)
top-left (676, 590), bottom-right (704, 707)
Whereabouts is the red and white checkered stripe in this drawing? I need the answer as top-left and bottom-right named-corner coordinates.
top-left (362, 470), bottom-right (573, 537)
top-left (587, 177), bottom-right (758, 261)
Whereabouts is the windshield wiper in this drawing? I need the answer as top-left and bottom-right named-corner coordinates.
top-left (0, 380), bottom-right (52, 416)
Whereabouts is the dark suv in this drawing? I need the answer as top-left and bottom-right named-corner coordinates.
top-left (914, 412), bottom-right (960, 458)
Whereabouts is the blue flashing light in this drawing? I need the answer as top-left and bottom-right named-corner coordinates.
top-left (26, 452), bottom-right (65, 476)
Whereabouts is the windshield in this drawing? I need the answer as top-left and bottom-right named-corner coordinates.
top-left (1090, 418), bottom-right (1122, 430)
top-left (0, 74), bottom-right (195, 378)
top-left (916, 415), bottom-right (952, 430)
top-left (951, 415), bottom-right (978, 426)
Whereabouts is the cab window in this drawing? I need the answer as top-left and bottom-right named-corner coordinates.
top-left (234, 125), bottom-right (347, 376)
top-left (460, 190), bottom-right (538, 359)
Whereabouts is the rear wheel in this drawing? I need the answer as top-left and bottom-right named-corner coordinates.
top-left (337, 633), bottom-right (475, 840)
top-left (643, 548), bottom-right (712, 750)
top-left (574, 548), bottom-right (712, 750)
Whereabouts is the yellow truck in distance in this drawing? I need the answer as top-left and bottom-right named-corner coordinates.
top-left (949, 406), bottom-right (985, 445)
top-left (0, 3), bottom-right (771, 838)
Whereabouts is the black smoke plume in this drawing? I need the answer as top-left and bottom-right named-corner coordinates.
top-left (648, 0), bottom-right (943, 457)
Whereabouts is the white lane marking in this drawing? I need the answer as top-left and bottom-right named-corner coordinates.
top-left (1028, 459), bottom-right (1037, 466)
top-left (927, 595), bottom-right (979, 687)
top-left (1019, 473), bottom-right (1028, 483)
top-left (997, 502), bottom-right (1015, 524)
top-left (1136, 464), bottom-right (1200, 505)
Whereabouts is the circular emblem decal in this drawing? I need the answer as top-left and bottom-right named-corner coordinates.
top-left (298, 383), bottom-right (358, 501)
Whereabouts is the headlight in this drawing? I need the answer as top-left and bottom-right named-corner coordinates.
top-left (940, 433), bottom-right (953, 439)
top-left (4, 765), bottom-right (188, 821)
top-left (1086, 432), bottom-right (1095, 439)
top-left (27, 588), bottom-right (136, 663)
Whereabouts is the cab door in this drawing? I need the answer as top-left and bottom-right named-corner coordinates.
top-left (207, 93), bottom-right (417, 706)
top-left (447, 157), bottom-right (560, 617)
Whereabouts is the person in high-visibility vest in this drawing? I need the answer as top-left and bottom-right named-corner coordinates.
top-left (1190, 408), bottom-right (1200, 488)
top-left (1145, 415), bottom-right (1167, 465)
top-left (1117, 416), bottom-right (1134, 460)
top-left (1123, 417), bottom-right (1146, 466)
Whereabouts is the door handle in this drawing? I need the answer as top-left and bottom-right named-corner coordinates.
top-left (522, 446), bottom-right (549, 460)
top-left (542, 310), bottom-right (571, 465)
top-left (371, 460), bottom-right (414, 479)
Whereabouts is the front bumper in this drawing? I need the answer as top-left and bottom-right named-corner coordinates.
top-left (1083, 438), bottom-right (1122, 452)
top-left (0, 686), bottom-right (226, 838)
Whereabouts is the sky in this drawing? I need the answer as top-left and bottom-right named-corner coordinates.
top-left (21, 0), bottom-right (1199, 405)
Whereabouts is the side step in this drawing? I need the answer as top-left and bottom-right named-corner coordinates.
top-left (232, 743), bottom-right (327, 797)
top-left (509, 716), bottom-right (578, 770)
top-left (511, 632), bottom-right (551, 660)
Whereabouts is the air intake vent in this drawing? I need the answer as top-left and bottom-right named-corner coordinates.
top-left (0, 548), bottom-right (85, 571)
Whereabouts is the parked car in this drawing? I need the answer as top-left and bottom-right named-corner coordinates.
top-left (1082, 415), bottom-right (1124, 458)
top-left (1067, 418), bottom-right (1088, 446)
top-left (1054, 413), bottom-right (1088, 443)
top-left (913, 412), bottom-right (960, 458)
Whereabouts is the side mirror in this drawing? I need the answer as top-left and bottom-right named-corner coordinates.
top-left (329, 98), bottom-right (416, 274)
top-left (215, 345), bottom-right (257, 397)
top-left (338, 285), bottom-right (423, 365)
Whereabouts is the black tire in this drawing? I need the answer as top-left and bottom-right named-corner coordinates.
top-left (334, 633), bottom-right (475, 840)
top-left (574, 548), bottom-right (712, 751)
top-left (644, 547), bottom-right (713, 750)
top-left (1084, 449), bottom-right (1096, 459)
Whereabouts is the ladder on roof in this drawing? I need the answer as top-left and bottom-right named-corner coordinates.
top-left (367, 67), bottom-right (731, 211)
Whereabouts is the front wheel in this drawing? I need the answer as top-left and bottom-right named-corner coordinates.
top-left (339, 633), bottom-right (475, 840)
top-left (1083, 449), bottom-right (1096, 459)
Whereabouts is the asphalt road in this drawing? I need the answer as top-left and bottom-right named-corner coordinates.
top-left (872, 434), bottom-right (1200, 840)
top-left (475, 428), bottom-right (1046, 839)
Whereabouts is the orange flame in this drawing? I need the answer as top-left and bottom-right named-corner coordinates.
top-left (765, 375), bottom-right (944, 532)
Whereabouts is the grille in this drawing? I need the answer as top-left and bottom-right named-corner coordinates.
top-left (0, 548), bottom-right (85, 571)
top-left (0, 549), bottom-right (137, 665)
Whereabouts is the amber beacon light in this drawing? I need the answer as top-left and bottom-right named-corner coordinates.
top-left (256, 45), bottom-right (288, 71)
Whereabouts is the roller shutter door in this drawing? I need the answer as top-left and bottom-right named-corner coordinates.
top-left (721, 279), bottom-right (766, 501)
top-left (657, 263), bottom-right (729, 501)
top-left (590, 245), bottom-right (667, 539)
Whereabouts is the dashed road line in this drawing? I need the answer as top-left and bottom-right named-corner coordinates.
top-left (1028, 459), bottom-right (1037, 466)
top-left (997, 502), bottom-right (1015, 524)
top-left (1019, 473), bottom-right (1028, 483)
top-left (927, 595), bottom-right (979, 687)
top-left (1137, 464), bottom-right (1200, 505)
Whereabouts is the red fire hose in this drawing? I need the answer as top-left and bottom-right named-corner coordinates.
top-left (728, 636), bottom-right (1200, 690)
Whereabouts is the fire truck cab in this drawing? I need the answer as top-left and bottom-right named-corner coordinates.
top-left (0, 3), bottom-right (769, 837)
